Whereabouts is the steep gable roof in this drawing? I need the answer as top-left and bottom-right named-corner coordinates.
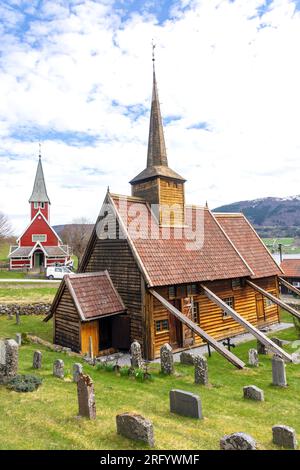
top-left (17, 210), bottom-right (62, 244)
top-left (106, 193), bottom-right (252, 287)
top-left (46, 271), bottom-right (126, 322)
top-left (214, 213), bottom-right (283, 279)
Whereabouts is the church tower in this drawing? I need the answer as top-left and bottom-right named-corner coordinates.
top-left (130, 51), bottom-right (186, 226)
top-left (29, 147), bottom-right (51, 221)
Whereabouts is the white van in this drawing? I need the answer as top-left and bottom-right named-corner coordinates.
top-left (46, 266), bottom-right (72, 280)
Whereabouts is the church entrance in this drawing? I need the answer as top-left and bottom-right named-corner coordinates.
top-left (33, 250), bottom-right (45, 268)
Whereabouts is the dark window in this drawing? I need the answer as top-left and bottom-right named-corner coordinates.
top-left (168, 286), bottom-right (176, 299)
top-left (155, 320), bottom-right (169, 333)
top-left (176, 285), bottom-right (186, 298)
top-left (222, 297), bottom-right (234, 319)
top-left (187, 283), bottom-right (198, 296)
top-left (231, 278), bottom-right (241, 289)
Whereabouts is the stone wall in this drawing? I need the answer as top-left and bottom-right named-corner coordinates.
top-left (0, 304), bottom-right (51, 316)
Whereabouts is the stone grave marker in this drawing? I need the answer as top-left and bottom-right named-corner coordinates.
top-left (272, 425), bottom-right (297, 449)
top-left (243, 385), bottom-right (264, 401)
top-left (77, 373), bottom-right (96, 419)
top-left (0, 339), bottom-right (18, 385)
top-left (220, 432), bottom-right (256, 450)
top-left (194, 355), bottom-right (208, 385)
top-left (180, 351), bottom-right (195, 365)
top-left (130, 341), bottom-right (143, 369)
top-left (33, 351), bottom-right (42, 369)
top-left (160, 343), bottom-right (174, 375)
top-left (116, 412), bottom-right (154, 447)
top-left (73, 363), bottom-right (83, 383)
top-left (248, 349), bottom-right (259, 367)
top-left (272, 355), bottom-right (287, 387)
top-left (170, 389), bottom-right (203, 419)
top-left (53, 359), bottom-right (64, 379)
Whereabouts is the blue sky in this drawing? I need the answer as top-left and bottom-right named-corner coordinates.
top-left (1, 0), bottom-right (300, 233)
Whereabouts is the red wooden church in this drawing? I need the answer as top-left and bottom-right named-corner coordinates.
top-left (46, 60), bottom-right (300, 367)
top-left (9, 152), bottom-right (71, 271)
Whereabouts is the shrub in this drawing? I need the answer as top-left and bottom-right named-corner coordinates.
top-left (7, 374), bottom-right (42, 393)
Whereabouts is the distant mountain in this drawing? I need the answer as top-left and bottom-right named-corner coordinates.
top-left (53, 224), bottom-right (93, 237)
top-left (213, 196), bottom-right (300, 238)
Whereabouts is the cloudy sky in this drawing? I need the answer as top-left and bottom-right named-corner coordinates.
top-left (1, 0), bottom-right (300, 234)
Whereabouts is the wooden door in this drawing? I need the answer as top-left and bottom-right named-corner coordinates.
top-left (256, 294), bottom-right (265, 321)
top-left (81, 321), bottom-right (99, 356)
top-left (169, 300), bottom-right (183, 349)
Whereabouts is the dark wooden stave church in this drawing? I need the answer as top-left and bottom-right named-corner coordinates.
top-left (46, 62), bottom-right (300, 366)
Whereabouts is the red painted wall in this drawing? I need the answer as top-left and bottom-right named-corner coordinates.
top-left (19, 214), bottom-right (59, 247)
top-left (31, 202), bottom-right (49, 221)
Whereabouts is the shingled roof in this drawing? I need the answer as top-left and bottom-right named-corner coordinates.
top-left (46, 271), bottom-right (126, 322)
top-left (280, 259), bottom-right (300, 277)
top-left (108, 193), bottom-right (252, 286)
top-left (29, 156), bottom-right (50, 203)
top-left (215, 213), bottom-right (283, 279)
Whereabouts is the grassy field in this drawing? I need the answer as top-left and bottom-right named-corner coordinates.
top-left (0, 242), bottom-right (10, 262)
top-left (0, 271), bottom-right (27, 279)
top-left (263, 237), bottom-right (300, 254)
top-left (0, 315), bottom-right (299, 450)
top-left (0, 283), bottom-right (59, 303)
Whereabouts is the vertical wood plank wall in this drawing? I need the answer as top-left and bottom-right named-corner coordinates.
top-left (54, 286), bottom-right (81, 352)
top-left (83, 218), bottom-right (144, 351)
top-left (81, 321), bottom-right (99, 356)
top-left (150, 276), bottom-right (280, 358)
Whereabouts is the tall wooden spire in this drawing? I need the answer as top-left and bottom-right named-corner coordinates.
top-left (130, 48), bottom-right (186, 226)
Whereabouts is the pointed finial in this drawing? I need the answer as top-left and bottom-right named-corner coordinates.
top-left (38, 142), bottom-right (42, 159)
top-left (152, 39), bottom-right (156, 63)
top-left (205, 201), bottom-right (209, 209)
top-left (107, 185), bottom-right (110, 193)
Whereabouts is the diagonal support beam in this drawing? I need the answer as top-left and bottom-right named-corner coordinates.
top-left (247, 279), bottom-right (300, 322)
top-left (278, 277), bottom-right (300, 297)
top-left (201, 283), bottom-right (292, 363)
top-left (149, 289), bottom-right (245, 369)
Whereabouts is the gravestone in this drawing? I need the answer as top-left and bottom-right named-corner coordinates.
top-left (15, 333), bottom-right (22, 347)
top-left (169, 389), bottom-right (203, 419)
top-left (272, 425), bottom-right (297, 449)
top-left (257, 340), bottom-right (268, 355)
top-left (0, 339), bottom-right (18, 385)
top-left (271, 337), bottom-right (284, 348)
top-left (272, 355), bottom-right (287, 387)
top-left (180, 351), bottom-right (195, 365)
top-left (130, 341), bottom-right (143, 369)
top-left (194, 355), bottom-right (208, 385)
top-left (33, 351), bottom-right (42, 369)
top-left (116, 412), bottom-right (154, 447)
top-left (77, 373), bottom-right (96, 419)
top-left (73, 363), bottom-right (83, 383)
top-left (53, 359), bottom-right (64, 379)
top-left (248, 349), bottom-right (259, 367)
top-left (220, 432), bottom-right (256, 450)
top-left (160, 343), bottom-right (174, 375)
top-left (243, 385), bottom-right (264, 401)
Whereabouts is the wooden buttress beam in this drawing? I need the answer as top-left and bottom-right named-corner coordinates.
top-left (278, 277), bottom-right (300, 297)
top-left (201, 283), bottom-right (292, 363)
top-left (149, 289), bottom-right (245, 369)
top-left (247, 279), bottom-right (300, 322)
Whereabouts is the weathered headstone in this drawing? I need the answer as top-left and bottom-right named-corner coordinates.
top-left (169, 389), bottom-right (203, 419)
top-left (180, 351), bottom-right (195, 365)
top-left (160, 343), bottom-right (174, 375)
top-left (271, 337), bottom-right (284, 348)
top-left (272, 425), bottom-right (297, 449)
top-left (243, 385), bottom-right (264, 401)
top-left (77, 373), bottom-right (96, 419)
top-left (0, 339), bottom-right (18, 384)
top-left (220, 432), bottom-right (256, 450)
top-left (248, 349), bottom-right (259, 367)
top-left (53, 359), bottom-right (64, 378)
top-left (73, 363), bottom-right (83, 383)
top-left (272, 355), bottom-right (287, 387)
top-left (33, 350), bottom-right (42, 369)
top-left (116, 412), bottom-right (154, 447)
top-left (194, 355), bottom-right (208, 385)
top-left (130, 341), bottom-right (143, 369)
top-left (257, 340), bottom-right (268, 355)
top-left (15, 333), bottom-right (22, 347)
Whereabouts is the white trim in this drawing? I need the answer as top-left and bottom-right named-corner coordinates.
top-left (32, 234), bottom-right (47, 243)
top-left (28, 241), bottom-right (48, 258)
top-left (17, 210), bottom-right (62, 244)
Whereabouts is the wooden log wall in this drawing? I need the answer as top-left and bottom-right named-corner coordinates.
top-left (54, 286), bottom-right (81, 352)
top-left (150, 276), bottom-right (279, 358)
top-left (159, 178), bottom-right (185, 225)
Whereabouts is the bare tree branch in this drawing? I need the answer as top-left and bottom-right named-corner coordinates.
top-left (61, 218), bottom-right (93, 266)
top-left (0, 212), bottom-right (12, 241)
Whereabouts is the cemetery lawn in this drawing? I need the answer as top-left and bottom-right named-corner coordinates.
top-left (0, 315), bottom-right (300, 450)
top-left (0, 283), bottom-right (59, 303)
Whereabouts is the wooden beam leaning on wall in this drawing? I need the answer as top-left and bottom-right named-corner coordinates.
top-left (201, 283), bottom-right (292, 363)
top-left (149, 289), bottom-right (245, 369)
top-left (247, 279), bottom-right (300, 322)
top-left (278, 277), bottom-right (300, 298)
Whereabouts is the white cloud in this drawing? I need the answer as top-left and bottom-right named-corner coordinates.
top-left (1, 0), bottom-right (300, 233)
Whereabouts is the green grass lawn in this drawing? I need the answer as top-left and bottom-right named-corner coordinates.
top-left (0, 271), bottom-right (27, 279)
top-left (0, 242), bottom-right (10, 262)
top-left (0, 315), bottom-right (300, 450)
top-left (263, 237), bottom-right (300, 254)
top-left (0, 284), bottom-right (59, 303)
